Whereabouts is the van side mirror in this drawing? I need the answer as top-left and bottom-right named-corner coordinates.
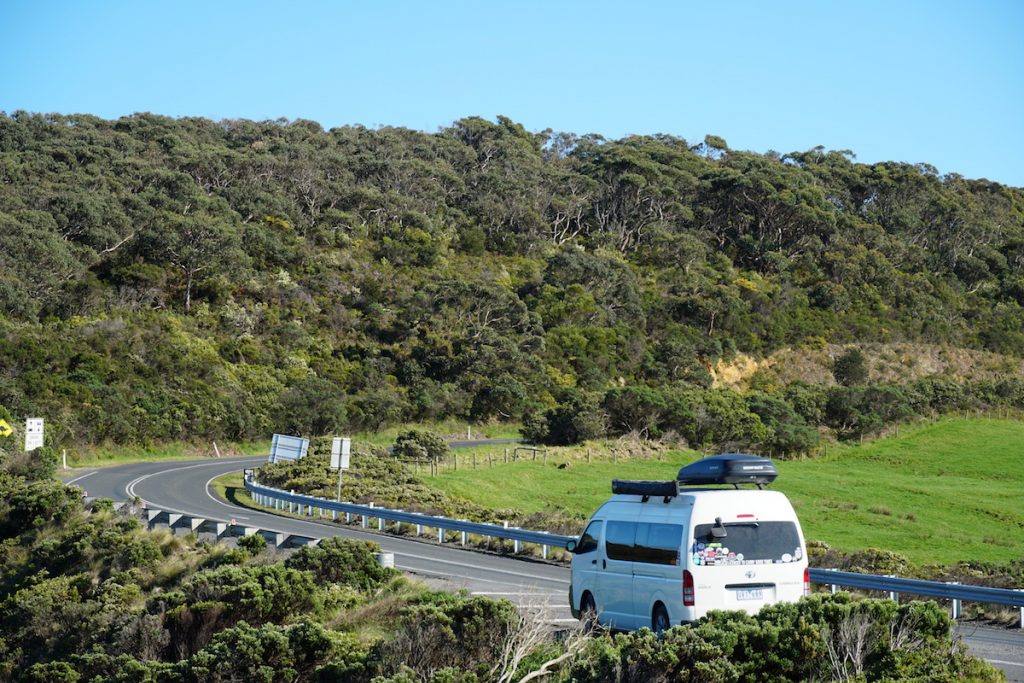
top-left (565, 539), bottom-right (578, 553)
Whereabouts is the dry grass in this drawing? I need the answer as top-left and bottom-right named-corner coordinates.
top-left (711, 342), bottom-right (1024, 390)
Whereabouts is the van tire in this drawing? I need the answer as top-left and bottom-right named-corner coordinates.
top-left (580, 592), bottom-right (597, 630)
top-left (652, 604), bottom-right (670, 635)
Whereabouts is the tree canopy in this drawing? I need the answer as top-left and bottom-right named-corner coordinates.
top-left (1, 112), bottom-right (1023, 450)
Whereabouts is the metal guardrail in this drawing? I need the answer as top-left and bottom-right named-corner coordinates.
top-left (245, 477), bottom-right (572, 557)
top-left (811, 568), bottom-right (1024, 609)
top-left (244, 477), bottom-right (1024, 620)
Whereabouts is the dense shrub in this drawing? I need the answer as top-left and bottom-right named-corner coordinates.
top-left (393, 430), bottom-right (449, 463)
top-left (833, 348), bottom-right (869, 386)
top-left (285, 537), bottom-right (399, 590)
top-left (566, 594), bottom-right (1002, 682)
top-left (376, 594), bottom-right (518, 681)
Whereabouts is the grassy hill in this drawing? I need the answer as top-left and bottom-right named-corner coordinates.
top-left (424, 417), bottom-right (1024, 565)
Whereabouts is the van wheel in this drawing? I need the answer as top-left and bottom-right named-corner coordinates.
top-left (580, 593), bottom-right (597, 630)
top-left (652, 604), bottom-right (670, 635)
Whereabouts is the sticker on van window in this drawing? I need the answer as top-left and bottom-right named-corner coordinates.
top-left (794, 547), bottom-right (803, 561)
top-left (781, 553), bottom-right (792, 563)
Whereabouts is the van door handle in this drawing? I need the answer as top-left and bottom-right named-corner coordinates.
top-left (591, 559), bottom-right (597, 565)
top-left (602, 559), bottom-right (607, 569)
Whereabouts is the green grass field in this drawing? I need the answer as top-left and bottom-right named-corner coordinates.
top-left (424, 418), bottom-right (1024, 566)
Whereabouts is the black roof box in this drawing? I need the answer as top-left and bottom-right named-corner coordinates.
top-left (611, 479), bottom-right (679, 498)
top-left (677, 453), bottom-right (777, 487)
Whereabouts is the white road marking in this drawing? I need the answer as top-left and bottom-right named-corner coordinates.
top-left (393, 550), bottom-right (570, 585)
top-left (65, 471), bottom-right (96, 485)
top-left (124, 474), bottom-right (150, 506)
top-left (125, 461), bottom-right (252, 521)
top-left (986, 659), bottom-right (1024, 667)
top-left (204, 471), bottom-right (251, 518)
top-left (470, 592), bottom-right (558, 597)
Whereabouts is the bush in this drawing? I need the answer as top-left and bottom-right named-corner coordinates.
top-left (376, 595), bottom-right (517, 681)
top-left (566, 594), bottom-right (1002, 682)
top-left (833, 348), bottom-right (868, 386)
top-left (529, 390), bottom-right (606, 446)
top-left (237, 533), bottom-right (267, 556)
top-left (284, 537), bottom-right (398, 591)
top-left (392, 430), bottom-right (449, 463)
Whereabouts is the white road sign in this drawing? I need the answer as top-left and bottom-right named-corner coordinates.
top-left (330, 437), bottom-right (351, 469)
top-left (25, 418), bottom-right (44, 451)
top-left (268, 433), bottom-right (309, 463)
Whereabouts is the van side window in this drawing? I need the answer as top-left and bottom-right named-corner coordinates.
top-left (576, 521), bottom-right (601, 554)
top-left (605, 521), bottom-right (637, 561)
top-left (634, 523), bottom-right (683, 565)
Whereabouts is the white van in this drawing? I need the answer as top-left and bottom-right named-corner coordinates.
top-left (567, 453), bottom-right (809, 632)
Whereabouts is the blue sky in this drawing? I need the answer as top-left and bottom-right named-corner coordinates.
top-left (2, 0), bottom-right (1022, 186)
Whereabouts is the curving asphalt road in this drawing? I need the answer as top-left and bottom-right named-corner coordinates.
top-left (64, 456), bottom-right (1024, 681)
top-left (66, 456), bottom-right (574, 622)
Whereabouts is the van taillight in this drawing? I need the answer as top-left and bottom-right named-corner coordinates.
top-left (803, 567), bottom-right (811, 596)
top-left (683, 570), bottom-right (695, 606)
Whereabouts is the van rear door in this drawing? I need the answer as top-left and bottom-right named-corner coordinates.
top-left (688, 520), bottom-right (805, 617)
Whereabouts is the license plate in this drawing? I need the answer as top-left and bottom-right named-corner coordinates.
top-left (735, 589), bottom-right (763, 601)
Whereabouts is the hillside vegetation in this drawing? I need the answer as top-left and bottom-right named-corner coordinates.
top-left (2, 112), bottom-right (1024, 453)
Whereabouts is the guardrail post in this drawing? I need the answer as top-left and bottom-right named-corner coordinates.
top-left (415, 523), bottom-right (421, 536)
top-left (1018, 590), bottom-right (1023, 629)
top-left (827, 568), bottom-right (838, 594)
top-left (946, 582), bottom-right (961, 619)
top-left (886, 575), bottom-right (898, 602)
top-left (438, 527), bottom-right (444, 543)
top-left (461, 530), bottom-right (467, 546)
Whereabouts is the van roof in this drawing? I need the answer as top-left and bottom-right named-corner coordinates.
top-left (595, 488), bottom-right (796, 519)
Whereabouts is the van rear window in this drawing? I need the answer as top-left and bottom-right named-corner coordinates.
top-left (691, 522), bottom-right (802, 566)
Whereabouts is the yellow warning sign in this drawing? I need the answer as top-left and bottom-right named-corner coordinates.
top-left (0, 420), bottom-right (12, 438)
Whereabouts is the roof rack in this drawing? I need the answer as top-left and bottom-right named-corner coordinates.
top-left (677, 453), bottom-right (777, 489)
top-left (611, 479), bottom-right (679, 501)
